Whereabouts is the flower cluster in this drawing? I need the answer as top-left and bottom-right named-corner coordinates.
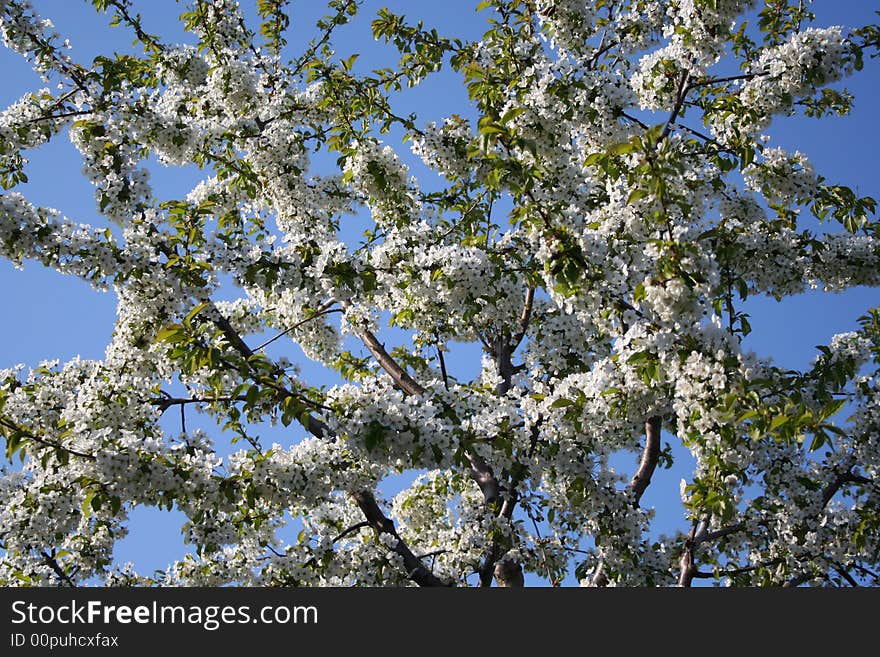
top-left (744, 147), bottom-right (818, 205)
top-left (0, 0), bottom-right (878, 588)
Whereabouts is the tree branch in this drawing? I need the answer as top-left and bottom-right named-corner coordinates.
top-left (677, 521), bottom-right (700, 587)
top-left (207, 303), bottom-right (447, 586)
top-left (42, 551), bottom-right (77, 587)
top-left (830, 562), bottom-right (860, 587)
top-left (352, 324), bottom-right (425, 396)
top-left (436, 344), bottom-right (450, 390)
top-left (349, 320), bottom-right (504, 509)
top-left (511, 286), bottom-right (535, 349)
top-left (208, 303), bottom-right (331, 440)
top-left (687, 72), bottom-right (762, 89)
top-left (592, 416), bottom-right (664, 587)
top-left (0, 418), bottom-right (96, 461)
top-left (661, 71), bottom-right (691, 141)
top-left (102, 0), bottom-right (165, 52)
top-left (701, 522), bottom-right (744, 543)
top-left (332, 521), bottom-right (370, 544)
top-left (629, 416), bottom-right (662, 504)
top-left (783, 571), bottom-right (814, 588)
top-left (253, 301), bottom-right (339, 352)
top-left (151, 394), bottom-right (248, 410)
top-left (493, 558), bottom-right (524, 587)
top-left (494, 337), bottom-right (514, 397)
top-left (350, 490), bottom-right (450, 587)
top-left (821, 469), bottom-right (871, 508)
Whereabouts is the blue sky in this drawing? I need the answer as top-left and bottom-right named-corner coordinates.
top-left (1, 0), bottom-right (878, 583)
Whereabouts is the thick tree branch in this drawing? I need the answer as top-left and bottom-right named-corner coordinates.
top-left (494, 337), bottom-right (514, 397)
top-left (629, 416), bottom-right (662, 505)
top-left (493, 559), bottom-right (524, 588)
top-left (353, 325), bottom-right (425, 396)
top-left (436, 344), bottom-right (450, 390)
top-left (511, 286), bottom-right (535, 349)
top-left (692, 563), bottom-right (760, 579)
top-left (783, 571), bottom-right (814, 588)
top-left (209, 304), bottom-right (332, 440)
top-left (661, 71), bottom-right (691, 140)
top-left (332, 521), bottom-right (370, 544)
top-left (592, 416), bottom-right (663, 587)
top-left (677, 521), bottom-right (701, 587)
top-left (830, 562), bottom-right (860, 587)
top-left (151, 394), bottom-right (248, 410)
top-left (478, 543), bottom-right (502, 587)
top-left (476, 334), bottom-right (527, 586)
top-left (821, 469), bottom-right (871, 508)
top-left (212, 308), bottom-right (257, 359)
top-left (701, 522), bottom-right (744, 543)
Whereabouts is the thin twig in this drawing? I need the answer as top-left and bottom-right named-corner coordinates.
top-left (437, 344), bottom-right (449, 390)
top-left (0, 418), bottom-right (95, 460)
top-left (253, 302), bottom-right (339, 352)
top-left (332, 521), bottom-right (370, 543)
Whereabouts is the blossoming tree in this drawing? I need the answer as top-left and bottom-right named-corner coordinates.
top-left (1, 0), bottom-right (879, 587)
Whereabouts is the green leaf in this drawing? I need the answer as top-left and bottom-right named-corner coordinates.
top-left (608, 140), bottom-right (637, 156)
top-left (364, 420), bottom-right (385, 451)
top-left (769, 414), bottom-right (788, 432)
top-left (499, 107), bottom-right (525, 124)
top-left (155, 324), bottom-right (185, 344)
top-left (820, 399), bottom-right (846, 420)
top-left (627, 351), bottom-right (653, 365)
top-left (183, 302), bottom-right (210, 327)
top-left (627, 189), bottom-right (649, 204)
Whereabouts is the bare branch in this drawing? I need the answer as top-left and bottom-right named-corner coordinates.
top-left (332, 521), bottom-right (370, 544)
top-left (692, 563), bottom-right (759, 579)
top-left (468, 454), bottom-right (501, 507)
top-left (102, 0), bottom-right (165, 52)
top-left (211, 307), bottom-right (256, 360)
top-left (511, 286), bottom-right (535, 349)
top-left (688, 72), bottom-right (762, 89)
top-left (701, 522), bottom-right (745, 543)
top-left (350, 321), bottom-right (505, 510)
top-left (353, 325), bottom-right (425, 396)
top-left (151, 394), bottom-right (247, 410)
top-left (253, 301), bottom-right (339, 352)
top-left (208, 303), bottom-right (331, 440)
top-left (783, 571), bottom-right (814, 588)
top-left (831, 562), bottom-right (860, 587)
top-left (629, 416), bottom-right (662, 504)
top-left (0, 418), bottom-right (96, 461)
top-left (661, 71), bottom-right (691, 141)
top-left (593, 416), bottom-right (663, 587)
top-left (416, 549), bottom-right (448, 560)
top-left (436, 344), bottom-right (450, 390)
top-left (678, 522), bottom-right (700, 587)
top-left (821, 469), bottom-right (871, 508)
